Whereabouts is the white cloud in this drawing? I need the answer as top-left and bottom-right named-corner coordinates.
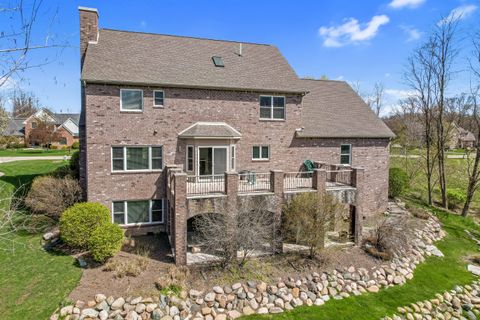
top-left (441, 4), bottom-right (477, 23)
top-left (319, 15), bottom-right (390, 48)
top-left (388, 0), bottom-right (426, 9)
top-left (400, 26), bottom-right (422, 42)
top-left (385, 88), bottom-right (416, 100)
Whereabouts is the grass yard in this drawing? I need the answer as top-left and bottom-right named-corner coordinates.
top-left (0, 148), bottom-right (72, 157)
top-left (390, 156), bottom-right (480, 214)
top-left (0, 160), bottom-right (82, 320)
top-left (243, 201), bottom-right (479, 320)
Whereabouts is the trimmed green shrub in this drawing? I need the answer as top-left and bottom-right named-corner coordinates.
top-left (388, 167), bottom-right (409, 198)
top-left (447, 188), bottom-right (466, 210)
top-left (69, 150), bottom-right (80, 179)
top-left (88, 223), bottom-right (124, 262)
top-left (60, 202), bottom-right (110, 248)
top-left (50, 145), bottom-right (58, 150)
top-left (71, 141), bottom-right (79, 149)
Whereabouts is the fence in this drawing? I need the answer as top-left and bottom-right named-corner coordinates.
top-left (283, 171), bottom-right (313, 190)
top-left (186, 175), bottom-right (225, 196)
top-left (238, 172), bottom-right (271, 193)
top-left (326, 169), bottom-right (352, 186)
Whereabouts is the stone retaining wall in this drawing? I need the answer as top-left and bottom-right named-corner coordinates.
top-left (52, 217), bottom-right (445, 320)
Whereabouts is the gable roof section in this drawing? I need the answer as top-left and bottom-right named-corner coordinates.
top-left (297, 79), bottom-right (395, 139)
top-left (178, 122), bottom-right (242, 139)
top-left (82, 29), bottom-right (305, 93)
top-left (2, 119), bottom-right (25, 136)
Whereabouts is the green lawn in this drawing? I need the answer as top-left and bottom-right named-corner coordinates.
top-left (244, 202), bottom-right (479, 320)
top-left (0, 148), bottom-right (72, 157)
top-left (0, 161), bottom-right (82, 320)
top-left (390, 156), bottom-right (480, 214)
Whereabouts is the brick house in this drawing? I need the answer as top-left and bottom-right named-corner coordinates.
top-left (22, 109), bottom-right (80, 148)
top-left (79, 7), bottom-right (394, 265)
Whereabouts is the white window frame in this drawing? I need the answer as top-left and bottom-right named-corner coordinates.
top-left (252, 145), bottom-right (269, 161)
top-left (153, 90), bottom-right (165, 108)
top-left (259, 95), bottom-right (286, 120)
top-left (112, 199), bottom-right (165, 226)
top-left (231, 145), bottom-right (236, 170)
top-left (120, 88), bottom-right (144, 112)
top-left (186, 145), bottom-right (194, 172)
top-left (111, 145), bottom-right (163, 172)
top-left (340, 144), bottom-right (352, 165)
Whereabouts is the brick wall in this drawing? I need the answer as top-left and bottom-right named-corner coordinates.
top-left (83, 84), bottom-right (390, 219)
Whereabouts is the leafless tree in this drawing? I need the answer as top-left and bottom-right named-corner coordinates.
top-left (368, 82), bottom-right (385, 116)
top-left (194, 196), bottom-right (275, 267)
top-left (462, 32), bottom-right (480, 217)
top-left (282, 192), bottom-right (340, 259)
top-left (0, 96), bottom-right (9, 134)
top-left (1, 0), bottom-right (64, 88)
top-left (11, 89), bottom-right (38, 118)
top-left (430, 17), bottom-right (459, 209)
top-left (363, 217), bottom-right (408, 260)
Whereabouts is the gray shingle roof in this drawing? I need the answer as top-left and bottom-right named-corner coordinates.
top-left (2, 119), bottom-right (25, 137)
top-left (178, 122), bottom-right (242, 139)
top-left (53, 113), bottom-right (80, 125)
top-left (82, 29), bottom-right (305, 93)
top-left (297, 79), bottom-right (395, 139)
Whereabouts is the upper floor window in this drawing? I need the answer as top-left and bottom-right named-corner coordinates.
top-left (340, 144), bottom-right (352, 165)
top-left (252, 145), bottom-right (269, 161)
top-left (153, 90), bottom-right (164, 107)
top-left (186, 145), bottom-right (194, 172)
top-left (120, 89), bottom-right (143, 112)
top-left (32, 121), bottom-right (38, 129)
top-left (260, 96), bottom-right (285, 120)
top-left (112, 146), bottom-right (163, 172)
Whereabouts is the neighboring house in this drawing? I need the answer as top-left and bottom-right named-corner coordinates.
top-left (23, 109), bottom-right (80, 147)
top-left (1, 118), bottom-right (25, 144)
top-left (448, 123), bottom-right (476, 150)
top-left (79, 7), bottom-right (395, 265)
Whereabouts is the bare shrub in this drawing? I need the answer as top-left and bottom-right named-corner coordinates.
top-left (103, 255), bottom-right (149, 278)
top-left (283, 192), bottom-right (340, 259)
top-left (25, 175), bottom-right (82, 219)
top-left (155, 266), bottom-right (190, 292)
top-left (363, 218), bottom-right (408, 260)
top-left (194, 196), bottom-right (275, 267)
top-left (409, 207), bottom-right (431, 220)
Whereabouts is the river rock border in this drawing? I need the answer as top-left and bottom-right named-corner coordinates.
top-left (52, 217), bottom-right (445, 320)
top-left (383, 281), bottom-right (480, 320)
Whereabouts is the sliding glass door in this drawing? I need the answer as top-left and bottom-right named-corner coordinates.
top-left (198, 147), bottom-right (227, 177)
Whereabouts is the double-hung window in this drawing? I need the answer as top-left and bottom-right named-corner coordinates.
top-left (120, 89), bottom-right (143, 111)
top-left (260, 96), bottom-right (285, 120)
top-left (340, 144), bottom-right (352, 165)
top-left (252, 145), bottom-right (269, 160)
top-left (153, 90), bottom-right (164, 107)
top-left (111, 146), bottom-right (163, 172)
top-left (231, 146), bottom-right (236, 170)
top-left (186, 145), bottom-right (194, 172)
top-left (112, 199), bottom-right (164, 225)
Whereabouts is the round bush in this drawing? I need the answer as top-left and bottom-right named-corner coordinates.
top-left (71, 141), bottom-right (80, 149)
top-left (388, 167), bottom-right (409, 198)
top-left (60, 202), bottom-right (110, 248)
top-left (88, 223), bottom-right (124, 262)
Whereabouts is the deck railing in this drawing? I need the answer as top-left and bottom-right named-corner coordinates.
top-left (238, 172), bottom-right (271, 193)
top-left (284, 171), bottom-right (313, 190)
top-left (187, 175), bottom-right (225, 196)
top-left (326, 169), bottom-right (353, 186)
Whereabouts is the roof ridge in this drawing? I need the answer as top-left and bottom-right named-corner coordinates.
top-left (299, 78), bottom-right (347, 83)
top-left (100, 28), bottom-right (272, 47)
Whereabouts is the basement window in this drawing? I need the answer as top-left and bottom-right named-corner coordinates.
top-left (212, 56), bottom-right (224, 67)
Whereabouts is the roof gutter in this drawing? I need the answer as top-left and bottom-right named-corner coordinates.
top-left (81, 78), bottom-right (309, 95)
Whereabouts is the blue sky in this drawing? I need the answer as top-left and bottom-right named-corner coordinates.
top-left (1, 0), bottom-right (479, 115)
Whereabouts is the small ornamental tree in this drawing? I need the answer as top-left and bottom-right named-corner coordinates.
top-left (60, 202), bottom-right (110, 248)
top-left (283, 192), bottom-right (340, 259)
top-left (389, 167), bottom-right (409, 198)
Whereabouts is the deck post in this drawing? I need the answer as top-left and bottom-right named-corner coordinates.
top-left (173, 172), bottom-right (188, 266)
top-left (270, 170), bottom-right (284, 253)
top-left (312, 168), bottom-right (327, 195)
top-left (225, 171), bottom-right (239, 259)
top-left (351, 167), bottom-right (365, 245)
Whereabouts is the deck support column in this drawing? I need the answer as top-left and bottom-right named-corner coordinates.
top-left (224, 171), bottom-right (239, 260)
top-left (173, 172), bottom-right (188, 266)
top-left (352, 167), bottom-right (365, 245)
top-left (270, 170), bottom-right (284, 254)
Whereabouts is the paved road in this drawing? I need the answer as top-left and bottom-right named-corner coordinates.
top-left (0, 156), bottom-right (70, 163)
top-left (391, 154), bottom-right (473, 159)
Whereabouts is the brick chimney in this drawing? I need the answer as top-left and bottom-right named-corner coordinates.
top-left (79, 6), bottom-right (98, 69)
